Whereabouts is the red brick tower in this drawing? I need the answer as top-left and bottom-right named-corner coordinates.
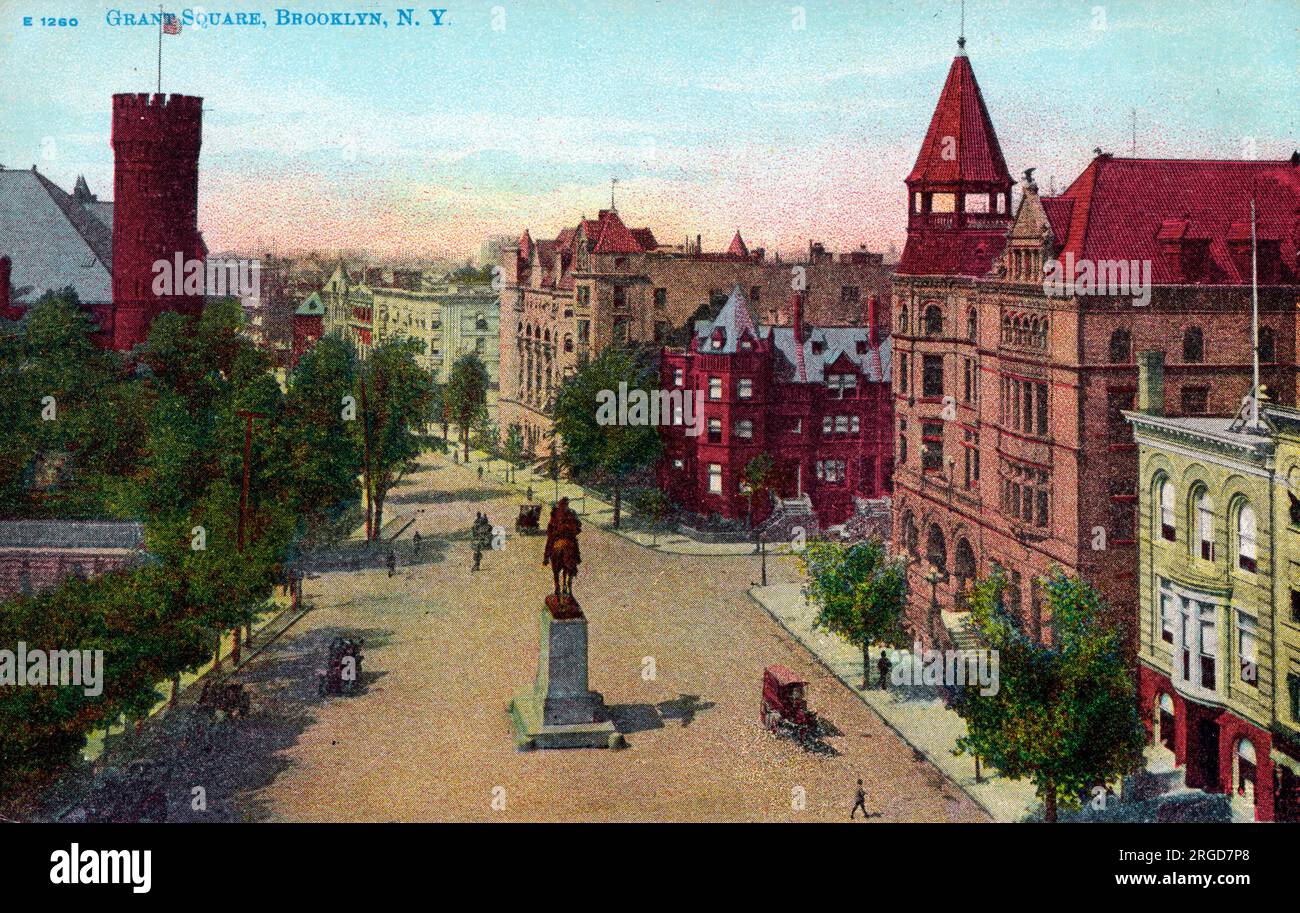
top-left (110, 92), bottom-right (203, 351)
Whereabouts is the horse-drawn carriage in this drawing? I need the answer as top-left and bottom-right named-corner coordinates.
top-left (73, 760), bottom-right (170, 823)
top-left (318, 637), bottom-right (364, 696)
top-left (198, 679), bottom-right (251, 719)
top-left (516, 502), bottom-right (543, 535)
top-left (761, 664), bottom-right (819, 742)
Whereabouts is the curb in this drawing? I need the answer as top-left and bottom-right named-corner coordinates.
top-left (745, 587), bottom-right (1005, 823)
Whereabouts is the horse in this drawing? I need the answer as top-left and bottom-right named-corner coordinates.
top-left (545, 536), bottom-right (579, 596)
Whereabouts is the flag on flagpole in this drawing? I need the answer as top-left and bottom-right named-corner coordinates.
top-left (162, 13), bottom-right (181, 34)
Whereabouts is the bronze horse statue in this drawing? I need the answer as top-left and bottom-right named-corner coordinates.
top-left (542, 498), bottom-right (581, 597)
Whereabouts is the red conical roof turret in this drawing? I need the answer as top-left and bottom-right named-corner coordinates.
top-left (905, 50), bottom-right (1010, 189)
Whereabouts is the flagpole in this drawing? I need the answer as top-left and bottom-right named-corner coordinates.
top-left (1250, 196), bottom-right (1260, 428)
top-left (157, 5), bottom-right (163, 94)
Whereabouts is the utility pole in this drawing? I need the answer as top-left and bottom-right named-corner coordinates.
top-left (234, 409), bottom-right (266, 665)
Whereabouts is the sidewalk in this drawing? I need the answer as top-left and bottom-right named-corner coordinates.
top-left (748, 581), bottom-right (1042, 823)
top-left (432, 444), bottom-right (788, 557)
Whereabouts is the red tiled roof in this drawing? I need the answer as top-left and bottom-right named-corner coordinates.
top-left (1039, 197), bottom-right (1075, 244)
top-left (905, 53), bottom-right (1011, 187)
top-left (518, 229), bottom-right (533, 261)
top-left (1048, 155), bottom-right (1300, 284)
top-left (630, 227), bottom-right (658, 251)
top-left (591, 209), bottom-right (645, 254)
top-left (897, 229), bottom-right (1007, 277)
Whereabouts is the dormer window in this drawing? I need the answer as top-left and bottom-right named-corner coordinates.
top-left (811, 340), bottom-right (824, 355)
top-left (739, 336), bottom-right (753, 351)
top-left (710, 328), bottom-right (726, 350)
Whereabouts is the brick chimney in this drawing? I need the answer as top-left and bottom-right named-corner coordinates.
top-left (1137, 350), bottom-right (1165, 416)
top-left (791, 291), bottom-right (804, 348)
top-left (865, 294), bottom-right (878, 347)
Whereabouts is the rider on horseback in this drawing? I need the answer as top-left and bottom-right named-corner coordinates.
top-left (542, 497), bottom-right (582, 596)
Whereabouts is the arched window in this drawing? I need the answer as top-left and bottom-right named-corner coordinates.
top-left (1158, 478), bottom-right (1176, 541)
top-left (902, 512), bottom-right (918, 555)
top-left (899, 305), bottom-right (910, 334)
top-left (1259, 327), bottom-right (1275, 363)
top-left (1237, 502), bottom-right (1257, 572)
top-left (563, 335), bottom-right (574, 353)
top-left (1183, 327), bottom-right (1204, 363)
top-left (1195, 488), bottom-right (1215, 561)
top-left (923, 304), bottom-right (943, 337)
top-left (967, 308), bottom-right (977, 341)
top-left (1002, 314), bottom-right (1012, 344)
top-left (1109, 329), bottom-right (1132, 364)
top-left (925, 524), bottom-right (947, 573)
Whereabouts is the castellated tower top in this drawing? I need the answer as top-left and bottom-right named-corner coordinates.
top-left (111, 93), bottom-right (203, 158)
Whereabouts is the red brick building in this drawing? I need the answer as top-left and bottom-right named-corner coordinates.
top-left (890, 40), bottom-right (1300, 650)
top-left (109, 93), bottom-right (206, 351)
top-left (659, 287), bottom-right (892, 528)
top-left (0, 94), bottom-right (204, 351)
top-left (498, 208), bottom-right (892, 455)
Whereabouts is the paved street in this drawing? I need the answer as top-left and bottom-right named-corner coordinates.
top-left (103, 451), bottom-right (987, 823)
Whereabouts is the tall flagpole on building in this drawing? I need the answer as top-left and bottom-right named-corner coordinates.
top-left (1250, 195), bottom-right (1260, 429)
top-left (157, 5), bottom-right (163, 93)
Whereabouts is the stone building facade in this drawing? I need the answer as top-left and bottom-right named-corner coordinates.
top-left (889, 40), bottom-right (1300, 651)
top-left (1129, 364), bottom-right (1300, 822)
top-left (497, 208), bottom-right (892, 455)
top-left (320, 265), bottom-right (500, 393)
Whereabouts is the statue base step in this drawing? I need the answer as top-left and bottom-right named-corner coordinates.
top-left (508, 690), bottom-right (622, 750)
top-left (508, 600), bottom-right (623, 750)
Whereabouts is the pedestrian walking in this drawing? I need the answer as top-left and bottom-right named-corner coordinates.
top-left (386, 550), bottom-right (397, 578)
top-left (477, 466), bottom-right (484, 482)
top-left (413, 530), bottom-right (422, 558)
top-left (472, 544), bottom-right (482, 573)
top-left (851, 779), bottom-right (868, 819)
top-left (878, 649), bottom-right (892, 691)
top-left (526, 485), bottom-right (534, 502)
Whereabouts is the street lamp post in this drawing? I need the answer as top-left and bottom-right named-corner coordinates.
top-left (234, 409), bottom-right (267, 666)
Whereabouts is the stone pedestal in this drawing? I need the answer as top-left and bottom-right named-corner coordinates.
top-left (508, 595), bottom-right (622, 750)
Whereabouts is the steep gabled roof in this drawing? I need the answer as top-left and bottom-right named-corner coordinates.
top-left (0, 167), bottom-right (113, 305)
top-left (1046, 155), bottom-right (1300, 284)
top-left (694, 285), bottom-right (760, 353)
top-left (591, 209), bottom-right (644, 255)
top-left (726, 231), bottom-right (749, 258)
top-left (905, 52), bottom-right (1011, 187)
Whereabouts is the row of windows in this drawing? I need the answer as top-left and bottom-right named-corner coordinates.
top-left (1001, 461), bottom-right (1050, 528)
top-left (1159, 581), bottom-right (1261, 694)
top-left (1154, 479), bottom-right (1259, 572)
top-left (1001, 376), bottom-right (1049, 437)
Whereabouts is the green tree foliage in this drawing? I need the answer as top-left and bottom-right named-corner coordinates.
top-left (800, 538), bottom-right (909, 688)
top-left (278, 335), bottom-right (362, 543)
top-left (0, 289), bottom-right (147, 518)
top-left (741, 453), bottom-right (776, 531)
top-left (356, 337), bottom-right (433, 538)
top-left (0, 297), bottom-right (367, 801)
top-left (444, 352), bottom-right (490, 461)
top-left (553, 346), bottom-right (662, 528)
top-left (951, 568), bottom-right (1146, 822)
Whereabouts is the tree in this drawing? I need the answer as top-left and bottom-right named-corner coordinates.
top-left (279, 335), bottom-right (362, 543)
top-left (741, 453), bottom-right (777, 531)
top-left (553, 346), bottom-right (662, 528)
top-left (356, 338), bottom-right (433, 539)
top-left (800, 538), bottom-right (909, 688)
top-left (951, 567), bottom-right (1146, 822)
top-left (631, 488), bottom-right (671, 545)
top-left (445, 353), bottom-right (490, 461)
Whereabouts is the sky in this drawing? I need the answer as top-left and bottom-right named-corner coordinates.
top-left (1, 0), bottom-right (1296, 261)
